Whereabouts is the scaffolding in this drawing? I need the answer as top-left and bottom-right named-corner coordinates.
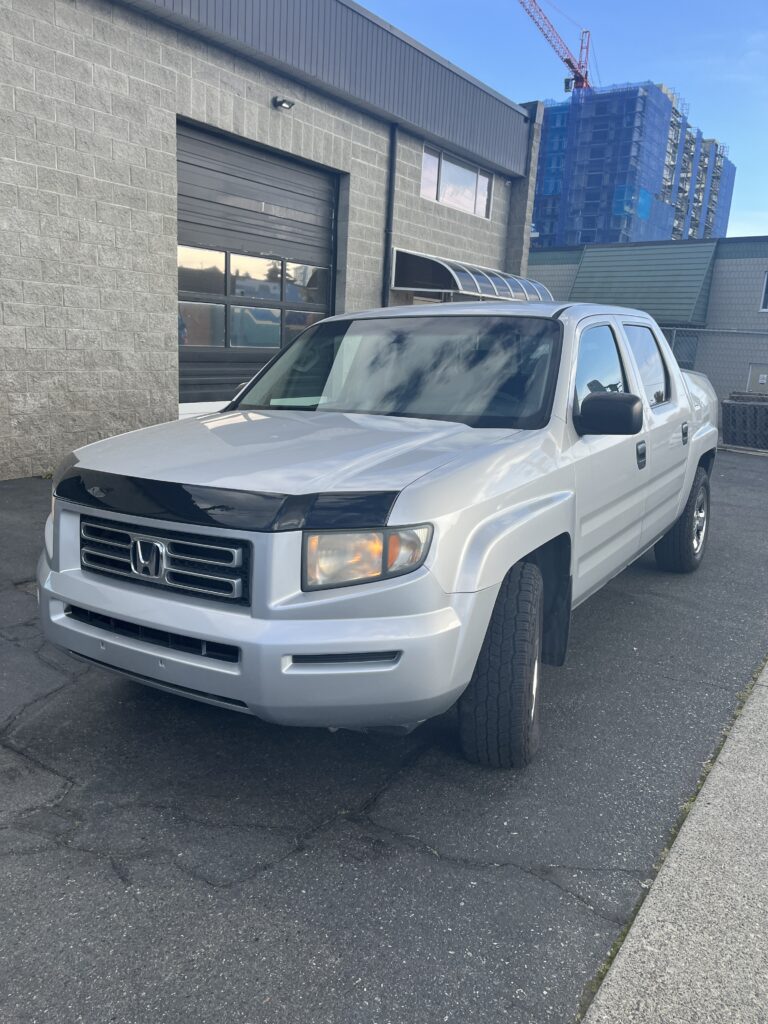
top-left (533, 82), bottom-right (735, 249)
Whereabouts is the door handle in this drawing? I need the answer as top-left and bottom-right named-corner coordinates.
top-left (682, 421), bottom-right (689, 445)
top-left (636, 440), bottom-right (647, 469)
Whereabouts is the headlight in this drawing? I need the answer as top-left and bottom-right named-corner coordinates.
top-left (303, 525), bottom-right (433, 591)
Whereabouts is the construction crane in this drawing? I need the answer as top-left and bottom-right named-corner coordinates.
top-left (518, 0), bottom-right (591, 91)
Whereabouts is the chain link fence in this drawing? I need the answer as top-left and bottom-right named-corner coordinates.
top-left (666, 327), bottom-right (768, 449)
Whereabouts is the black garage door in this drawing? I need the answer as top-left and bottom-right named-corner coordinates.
top-left (177, 123), bottom-right (338, 402)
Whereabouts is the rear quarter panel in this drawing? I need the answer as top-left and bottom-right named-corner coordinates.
top-left (676, 368), bottom-right (719, 515)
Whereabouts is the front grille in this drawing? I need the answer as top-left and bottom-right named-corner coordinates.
top-left (65, 605), bottom-right (240, 664)
top-left (79, 515), bottom-right (250, 605)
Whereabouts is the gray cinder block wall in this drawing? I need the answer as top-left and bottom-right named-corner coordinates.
top-left (0, 0), bottom-right (538, 480)
top-left (392, 130), bottom-right (511, 272)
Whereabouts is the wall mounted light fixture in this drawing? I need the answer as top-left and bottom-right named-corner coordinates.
top-left (272, 96), bottom-right (295, 110)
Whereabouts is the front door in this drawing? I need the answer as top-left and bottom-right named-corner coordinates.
top-left (569, 321), bottom-right (648, 604)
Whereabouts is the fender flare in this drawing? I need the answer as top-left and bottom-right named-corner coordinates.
top-left (452, 490), bottom-right (574, 593)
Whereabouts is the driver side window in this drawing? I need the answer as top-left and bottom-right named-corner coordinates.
top-left (574, 324), bottom-right (627, 411)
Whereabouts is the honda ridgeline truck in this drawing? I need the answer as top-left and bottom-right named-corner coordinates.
top-left (39, 297), bottom-right (718, 768)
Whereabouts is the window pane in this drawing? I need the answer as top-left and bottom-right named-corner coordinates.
top-left (178, 301), bottom-right (225, 347)
top-left (439, 156), bottom-right (478, 214)
top-left (421, 147), bottom-right (439, 200)
top-left (761, 273), bottom-right (768, 311)
top-left (623, 324), bottom-right (669, 406)
top-left (230, 255), bottom-right (282, 301)
top-left (178, 246), bottom-right (225, 294)
top-left (283, 309), bottom-right (325, 347)
top-left (575, 325), bottom-right (626, 407)
top-left (475, 172), bottom-right (491, 218)
top-left (229, 306), bottom-right (281, 348)
top-left (284, 264), bottom-right (329, 304)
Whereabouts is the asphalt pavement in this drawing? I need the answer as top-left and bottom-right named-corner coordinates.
top-left (1, 451), bottom-right (767, 1024)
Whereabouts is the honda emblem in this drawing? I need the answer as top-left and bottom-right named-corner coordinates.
top-left (130, 538), bottom-right (164, 579)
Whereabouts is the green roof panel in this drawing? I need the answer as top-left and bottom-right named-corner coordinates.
top-left (567, 242), bottom-right (718, 326)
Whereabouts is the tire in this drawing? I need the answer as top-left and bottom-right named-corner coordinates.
top-left (654, 467), bottom-right (710, 573)
top-left (458, 561), bottom-right (543, 769)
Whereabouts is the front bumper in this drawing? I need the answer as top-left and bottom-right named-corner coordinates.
top-left (38, 545), bottom-right (497, 730)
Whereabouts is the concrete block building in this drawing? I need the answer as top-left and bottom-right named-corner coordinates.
top-left (0, 0), bottom-right (544, 479)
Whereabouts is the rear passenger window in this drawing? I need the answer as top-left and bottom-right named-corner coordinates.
top-left (574, 325), bottom-right (626, 408)
top-left (624, 324), bottom-right (669, 406)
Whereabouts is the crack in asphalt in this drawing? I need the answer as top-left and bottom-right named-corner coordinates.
top-left (1, 734), bottom-right (437, 891)
top-left (346, 815), bottom-right (635, 927)
top-left (2, 668), bottom-right (641, 918)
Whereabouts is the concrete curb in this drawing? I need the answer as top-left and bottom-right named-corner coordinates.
top-left (582, 663), bottom-right (768, 1024)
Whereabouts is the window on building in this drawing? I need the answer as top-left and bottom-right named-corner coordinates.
top-left (574, 325), bottom-right (626, 409)
top-left (420, 146), bottom-right (493, 218)
top-left (760, 271), bottom-right (768, 311)
top-left (177, 246), bottom-right (330, 352)
top-left (623, 324), bottom-right (670, 406)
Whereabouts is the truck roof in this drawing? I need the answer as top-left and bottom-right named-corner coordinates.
top-left (324, 301), bottom-right (654, 323)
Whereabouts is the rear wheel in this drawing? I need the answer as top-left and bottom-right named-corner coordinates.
top-left (654, 467), bottom-right (710, 573)
top-left (458, 562), bottom-right (543, 769)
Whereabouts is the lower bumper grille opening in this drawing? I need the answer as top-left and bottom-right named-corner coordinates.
top-left (65, 605), bottom-right (240, 664)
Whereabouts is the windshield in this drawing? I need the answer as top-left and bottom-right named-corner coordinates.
top-left (233, 314), bottom-right (562, 429)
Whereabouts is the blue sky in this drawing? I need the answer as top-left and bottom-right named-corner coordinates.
top-left (363, 0), bottom-right (768, 236)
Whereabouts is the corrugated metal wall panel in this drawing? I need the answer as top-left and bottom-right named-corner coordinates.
top-left (118, 0), bottom-right (530, 175)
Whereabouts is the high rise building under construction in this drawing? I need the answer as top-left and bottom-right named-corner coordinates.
top-left (532, 82), bottom-right (736, 249)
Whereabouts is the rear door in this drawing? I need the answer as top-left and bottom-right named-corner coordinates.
top-left (619, 321), bottom-right (689, 548)
top-left (569, 319), bottom-right (649, 603)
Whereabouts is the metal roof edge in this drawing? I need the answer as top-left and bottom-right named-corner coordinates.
top-left (112, 0), bottom-right (532, 175)
top-left (334, 0), bottom-right (528, 117)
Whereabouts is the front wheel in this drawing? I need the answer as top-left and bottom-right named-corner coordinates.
top-left (458, 561), bottom-right (543, 769)
top-left (654, 466), bottom-right (710, 573)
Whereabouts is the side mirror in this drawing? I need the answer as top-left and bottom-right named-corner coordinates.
top-left (575, 392), bottom-right (643, 436)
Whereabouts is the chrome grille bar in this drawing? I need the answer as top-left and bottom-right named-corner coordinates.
top-left (79, 515), bottom-right (250, 605)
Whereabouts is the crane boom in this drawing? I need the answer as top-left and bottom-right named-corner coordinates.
top-left (518, 0), bottom-right (590, 89)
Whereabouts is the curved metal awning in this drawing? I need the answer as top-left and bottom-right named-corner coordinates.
top-left (392, 249), bottom-right (553, 302)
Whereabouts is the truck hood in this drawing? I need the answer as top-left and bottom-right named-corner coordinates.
top-left (74, 409), bottom-right (517, 494)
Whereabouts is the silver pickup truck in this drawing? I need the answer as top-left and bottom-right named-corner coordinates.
top-left (39, 299), bottom-right (718, 768)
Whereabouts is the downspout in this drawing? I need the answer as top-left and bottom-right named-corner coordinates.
top-left (381, 123), bottom-right (398, 307)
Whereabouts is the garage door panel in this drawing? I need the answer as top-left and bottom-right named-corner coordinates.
top-left (179, 191), bottom-right (332, 241)
top-left (179, 205), bottom-right (331, 268)
top-left (177, 122), bottom-right (337, 403)
top-left (177, 124), bottom-right (335, 266)
top-left (179, 164), bottom-right (335, 223)
top-left (179, 129), bottom-right (335, 198)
